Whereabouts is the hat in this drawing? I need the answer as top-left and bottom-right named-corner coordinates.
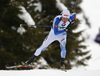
top-left (62, 9), bottom-right (70, 18)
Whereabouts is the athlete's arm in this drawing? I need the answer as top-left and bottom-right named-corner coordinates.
top-left (54, 17), bottom-right (65, 35)
top-left (66, 13), bottom-right (76, 31)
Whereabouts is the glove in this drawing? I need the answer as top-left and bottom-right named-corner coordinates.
top-left (71, 20), bottom-right (75, 25)
top-left (64, 28), bottom-right (68, 31)
top-left (69, 13), bottom-right (76, 22)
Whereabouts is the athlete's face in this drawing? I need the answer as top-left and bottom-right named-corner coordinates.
top-left (62, 17), bottom-right (69, 23)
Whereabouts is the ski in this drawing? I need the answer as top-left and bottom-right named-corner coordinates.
top-left (6, 65), bottom-right (37, 69)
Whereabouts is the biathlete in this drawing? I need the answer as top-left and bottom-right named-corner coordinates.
top-left (25, 9), bottom-right (76, 69)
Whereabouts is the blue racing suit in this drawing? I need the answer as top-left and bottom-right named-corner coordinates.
top-left (34, 13), bottom-right (76, 59)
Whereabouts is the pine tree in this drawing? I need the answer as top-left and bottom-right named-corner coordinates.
top-left (0, 0), bottom-right (34, 69)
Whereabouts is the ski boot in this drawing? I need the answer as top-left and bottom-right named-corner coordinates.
top-left (24, 55), bottom-right (37, 66)
top-left (60, 58), bottom-right (66, 70)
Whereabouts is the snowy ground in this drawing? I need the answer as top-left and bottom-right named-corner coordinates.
top-left (0, 69), bottom-right (100, 76)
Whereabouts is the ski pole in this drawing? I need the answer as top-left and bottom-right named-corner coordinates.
top-left (20, 24), bottom-right (51, 28)
top-left (73, 0), bottom-right (77, 12)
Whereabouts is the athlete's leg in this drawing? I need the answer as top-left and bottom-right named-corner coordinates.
top-left (59, 37), bottom-right (67, 59)
top-left (56, 33), bottom-right (67, 59)
top-left (58, 36), bottom-right (67, 68)
top-left (26, 34), bottom-right (55, 65)
top-left (34, 31), bottom-right (56, 56)
top-left (26, 30), bottom-right (55, 65)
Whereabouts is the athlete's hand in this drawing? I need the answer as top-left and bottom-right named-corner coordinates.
top-left (64, 29), bottom-right (68, 31)
top-left (71, 20), bottom-right (75, 25)
top-left (69, 13), bottom-right (76, 22)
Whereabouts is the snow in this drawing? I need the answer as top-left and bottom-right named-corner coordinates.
top-left (33, 2), bottom-right (42, 12)
top-left (56, 0), bottom-right (68, 11)
top-left (18, 6), bottom-right (36, 26)
top-left (33, 57), bottom-right (51, 69)
top-left (0, 70), bottom-right (100, 76)
top-left (17, 26), bottom-right (26, 35)
top-left (17, 6), bottom-right (36, 35)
